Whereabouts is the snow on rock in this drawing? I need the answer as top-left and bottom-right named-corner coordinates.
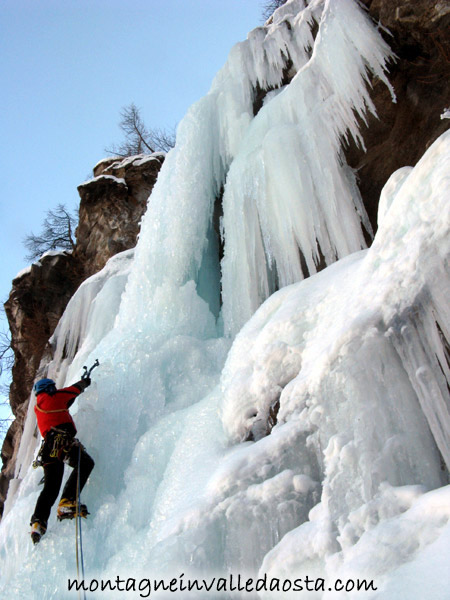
top-left (93, 153), bottom-right (167, 177)
top-left (39, 249), bottom-right (72, 260)
top-left (78, 173), bottom-right (128, 189)
top-left (115, 153), bottom-right (167, 169)
top-left (12, 251), bottom-right (72, 282)
top-left (12, 265), bottom-right (32, 281)
top-left (132, 154), bottom-right (165, 167)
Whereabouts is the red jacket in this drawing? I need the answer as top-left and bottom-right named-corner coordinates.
top-left (34, 383), bottom-right (84, 438)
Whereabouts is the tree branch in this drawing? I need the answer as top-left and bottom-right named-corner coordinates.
top-left (106, 103), bottom-right (175, 157)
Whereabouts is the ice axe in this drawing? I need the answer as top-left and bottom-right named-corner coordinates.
top-left (82, 358), bottom-right (100, 380)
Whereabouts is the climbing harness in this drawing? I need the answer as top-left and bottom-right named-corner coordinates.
top-left (32, 428), bottom-right (79, 468)
top-left (82, 358), bottom-right (100, 380)
top-left (49, 431), bottom-right (73, 459)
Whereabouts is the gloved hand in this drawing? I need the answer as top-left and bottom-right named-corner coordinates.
top-left (76, 378), bottom-right (91, 391)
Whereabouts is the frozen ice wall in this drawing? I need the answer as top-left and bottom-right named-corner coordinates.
top-left (116, 0), bottom-right (394, 337)
top-left (220, 132), bottom-right (450, 597)
top-left (220, 0), bottom-right (395, 335)
top-left (1, 1), bottom-right (449, 599)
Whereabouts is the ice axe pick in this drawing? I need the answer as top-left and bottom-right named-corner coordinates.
top-left (82, 358), bottom-right (100, 380)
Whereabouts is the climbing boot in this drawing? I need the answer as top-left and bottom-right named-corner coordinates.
top-left (30, 520), bottom-right (47, 544)
top-left (57, 498), bottom-right (89, 521)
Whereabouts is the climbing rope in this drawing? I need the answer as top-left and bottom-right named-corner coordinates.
top-left (75, 444), bottom-right (86, 600)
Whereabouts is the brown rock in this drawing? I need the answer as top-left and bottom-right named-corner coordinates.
top-left (75, 154), bottom-right (164, 278)
top-left (5, 252), bottom-right (82, 416)
top-left (345, 0), bottom-right (450, 229)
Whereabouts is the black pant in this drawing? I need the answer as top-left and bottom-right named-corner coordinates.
top-left (31, 434), bottom-right (94, 526)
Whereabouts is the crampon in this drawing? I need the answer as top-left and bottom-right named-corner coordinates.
top-left (57, 498), bottom-right (90, 521)
top-left (30, 520), bottom-right (47, 545)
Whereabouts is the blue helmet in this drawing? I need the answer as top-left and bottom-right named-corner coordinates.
top-left (34, 378), bottom-right (56, 395)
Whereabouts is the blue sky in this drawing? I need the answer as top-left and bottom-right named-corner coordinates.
top-left (0, 0), bottom-right (267, 429)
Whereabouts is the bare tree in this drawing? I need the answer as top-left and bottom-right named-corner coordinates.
top-left (0, 330), bottom-right (13, 380)
top-left (261, 0), bottom-right (287, 22)
top-left (23, 204), bottom-right (77, 262)
top-left (105, 103), bottom-right (176, 157)
top-left (0, 326), bottom-right (13, 441)
top-left (0, 397), bottom-right (12, 442)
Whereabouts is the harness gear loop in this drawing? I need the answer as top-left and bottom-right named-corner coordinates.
top-left (49, 432), bottom-right (71, 458)
top-left (33, 427), bottom-right (82, 467)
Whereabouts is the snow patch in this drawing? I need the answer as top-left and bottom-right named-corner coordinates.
top-left (78, 174), bottom-right (127, 188)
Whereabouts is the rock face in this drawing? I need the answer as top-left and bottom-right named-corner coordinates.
top-left (4, 253), bottom-right (81, 418)
top-left (345, 0), bottom-right (450, 228)
top-left (0, 154), bottom-right (164, 516)
top-left (75, 153), bottom-right (165, 278)
top-left (1, 252), bottom-right (82, 513)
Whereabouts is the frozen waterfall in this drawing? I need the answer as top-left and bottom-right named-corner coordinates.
top-left (1, 1), bottom-right (449, 599)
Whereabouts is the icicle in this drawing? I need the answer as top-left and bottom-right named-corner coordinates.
top-left (221, 0), bottom-right (394, 335)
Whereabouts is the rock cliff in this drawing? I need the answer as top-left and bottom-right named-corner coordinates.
top-left (75, 153), bottom-right (165, 278)
top-left (0, 153), bottom-right (164, 515)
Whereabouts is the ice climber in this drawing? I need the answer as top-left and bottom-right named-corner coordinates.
top-left (30, 375), bottom-right (95, 544)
